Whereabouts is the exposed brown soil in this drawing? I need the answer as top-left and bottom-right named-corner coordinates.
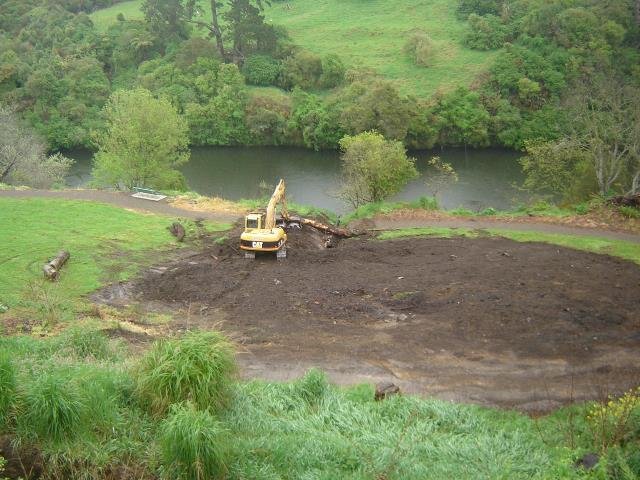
top-left (102, 226), bottom-right (640, 412)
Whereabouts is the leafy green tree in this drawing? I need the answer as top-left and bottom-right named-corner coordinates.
top-left (92, 89), bottom-right (190, 190)
top-left (280, 50), bottom-right (323, 90)
top-left (289, 88), bottom-right (343, 150)
top-left (433, 87), bottom-right (490, 148)
top-left (520, 139), bottom-right (590, 199)
top-left (242, 54), bottom-right (281, 86)
top-left (319, 54), bottom-right (346, 88)
top-left (464, 14), bottom-right (508, 50)
top-left (336, 80), bottom-right (412, 141)
top-left (338, 132), bottom-right (418, 207)
top-left (185, 64), bottom-right (249, 145)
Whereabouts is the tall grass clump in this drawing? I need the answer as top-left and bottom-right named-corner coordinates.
top-left (135, 331), bottom-right (236, 417)
top-left (159, 403), bottom-right (229, 480)
top-left (21, 371), bottom-right (88, 443)
top-left (0, 353), bottom-right (16, 428)
top-left (55, 327), bottom-right (115, 360)
top-left (292, 369), bottom-right (329, 406)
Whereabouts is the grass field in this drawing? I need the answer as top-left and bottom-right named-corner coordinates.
top-left (90, 0), bottom-right (497, 97)
top-left (378, 227), bottom-right (640, 265)
top-left (0, 198), bottom-right (229, 314)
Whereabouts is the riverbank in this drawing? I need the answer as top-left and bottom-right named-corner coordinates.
top-left (2, 188), bottom-right (639, 242)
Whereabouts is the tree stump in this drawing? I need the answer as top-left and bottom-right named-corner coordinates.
top-left (375, 382), bottom-right (400, 401)
top-left (43, 250), bottom-right (70, 281)
top-left (169, 222), bottom-right (186, 242)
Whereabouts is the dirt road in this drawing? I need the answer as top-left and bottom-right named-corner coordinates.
top-left (2, 189), bottom-right (639, 243)
top-left (0, 189), bottom-right (239, 223)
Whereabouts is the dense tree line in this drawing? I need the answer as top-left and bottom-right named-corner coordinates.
top-left (0, 0), bottom-right (638, 169)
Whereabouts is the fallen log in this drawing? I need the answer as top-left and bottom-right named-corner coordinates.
top-left (609, 194), bottom-right (640, 208)
top-left (169, 222), bottom-right (186, 242)
top-left (299, 217), bottom-right (359, 238)
top-left (43, 250), bottom-right (70, 281)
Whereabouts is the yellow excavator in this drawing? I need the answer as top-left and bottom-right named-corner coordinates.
top-left (240, 179), bottom-right (299, 259)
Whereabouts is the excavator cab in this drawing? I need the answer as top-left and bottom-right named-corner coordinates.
top-left (245, 213), bottom-right (265, 230)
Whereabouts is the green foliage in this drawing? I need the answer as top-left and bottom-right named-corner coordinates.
top-left (22, 371), bottom-right (88, 442)
top-left (319, 54), bottom-right (346, 88)
top-left (291, 369), bottom-right (328, 406)
top-left (93, 88), bottom-right (190, 190)
top-left (464, 14), bottom-right (508, 50)
top-left (185, 64), bottom-right (250, 146)
top-left (336, 79), bottom-right (412, 141)
top-left (289, 88), bottom-right (343, 150)
top-left (242, 54), bottom-right (281, 86)
top-left (280, 50), bottom-right (323, 90)
top-left (338, 132), bottom-right (418, 207)
top-left (520, 140), bottom-right (592, 201)
top-left (434, 87), bottom-right (491, 147)
top-left (159, 403), bottom-right (229, 480)
top-left (0, 353), bottom-right (16, 428)
top-left (619, 206), bottom-right (640, 220)
top-left (404, 31), bottom-right (436, 67)
top-left (134, 331), bottom-right (237, 417)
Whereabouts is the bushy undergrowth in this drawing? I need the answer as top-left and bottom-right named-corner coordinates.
top-left (134, 331), bottom-right (237, 417)
top-left (159, 403), bottom-right (229, 480)
top-left (0, 328), bottom-right (638, 479)
top-left (0, 353), bottom-right (16, 428)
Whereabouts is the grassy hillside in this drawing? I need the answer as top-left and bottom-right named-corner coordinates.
top-left (90, 0), bottom-right (498, 97)
top-left (0, 198), bottom-right (229, 318)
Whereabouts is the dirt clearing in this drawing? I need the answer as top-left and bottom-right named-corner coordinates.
top-left (105, 226), bottom-right (640, 412)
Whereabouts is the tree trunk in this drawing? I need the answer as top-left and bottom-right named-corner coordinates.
top-left (43, 250), bottom-right (70, 280)
top-left (300, 218), bottom-right (358, 238)
top-left (636, 0), bottom-right (640, 27)
top-left (210, 0), bottom-right (227, 61)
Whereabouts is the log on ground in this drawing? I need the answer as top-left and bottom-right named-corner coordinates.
top-left (43, 250), bottom-right (70, 280)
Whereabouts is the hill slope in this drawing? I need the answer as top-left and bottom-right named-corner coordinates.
top-left (90, 0), bottom-right (497, 97)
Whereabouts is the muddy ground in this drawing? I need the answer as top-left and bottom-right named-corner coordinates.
top-left (99, 226), bottom-right (640, 412)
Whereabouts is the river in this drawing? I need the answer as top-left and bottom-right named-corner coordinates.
top-left (66, 146), bottom-right (525, 214)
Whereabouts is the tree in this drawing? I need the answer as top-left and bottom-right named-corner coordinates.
top-left (92, 89), bottom-right (190, 190)
top-left (142, 0), bottom-right (274, 63)
top-left (424, 157), bottom-right (458, 200)
top-left (566, 76), bottom-right (640, 195)
top-left (0, 106), bottom-right (73, 188)
top-left (433, 87), bottom-right (491, 148)
top-left (338, 132), bottom-right (418, 208)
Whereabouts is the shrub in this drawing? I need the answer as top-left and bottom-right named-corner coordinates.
top-left (0, 353), bottom-right (16, 428)
top-left (159, 403), bottom-right (229, 480)
top-left (319, 54), bottom-right (345, 88)
top-left (280, 50), bottom-right (323, 90)
top-left (135, 331), bottom-right (237, 417)
top-left (587, 387), bottom-right (640, 452)
top-left (242, 54), bottom-right (281, 86)
top-left (22, 372), bottom-right (88, 442)
top-left (464, 14), bottom-right (508, 50)
top-left (404, 31), bottom-right (436, 67)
